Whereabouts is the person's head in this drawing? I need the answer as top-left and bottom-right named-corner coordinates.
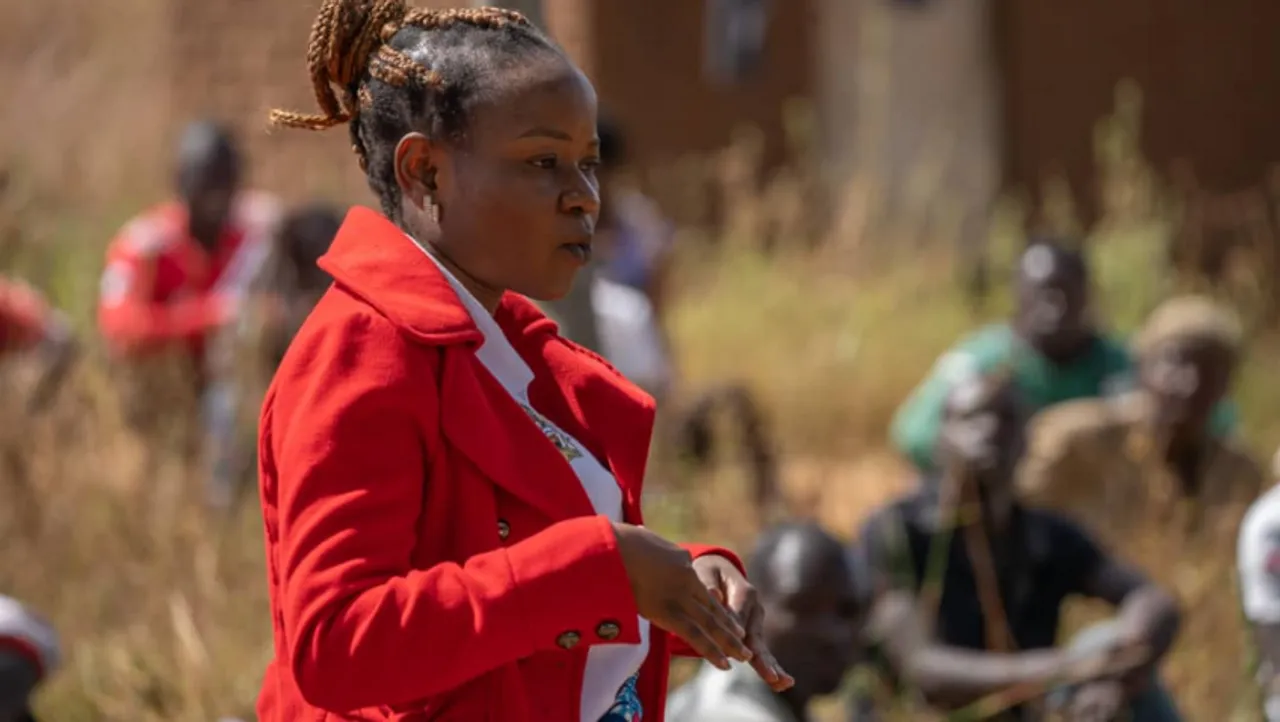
top-left (279, 203), bottom-right (344, 293)
top-left (1133, 295), bottom-right (1241, 444)
top-left (1012, 240), bottom-right (1094, 362)
top-left (938, 371), bottom-right (1029, 529)
top-left (748, 522), bottom-right (864, 702)
top-left (175, 120), bottom-right (242, 248)
top-left (270, 2), bottom-right (601, 305)
top-left (597, 114), bottom-right (626, 183)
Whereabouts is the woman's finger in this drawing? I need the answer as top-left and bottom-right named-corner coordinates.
top-left (668, 610), bottom-right (732, 671)
top-left (688, 576), bottom-right (747, 639)
top-left (741, 603), bottom-right (793, 690)
top-left (689, 594), bottom-right (753, 663)
top-left (746, 638), bottom-right (793, 690)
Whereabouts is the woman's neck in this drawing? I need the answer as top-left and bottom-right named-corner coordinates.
top-left (423, 243), bottom-right (504, 315)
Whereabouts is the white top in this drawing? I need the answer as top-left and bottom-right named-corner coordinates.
top-left (416, 240), bottom-right (650, 722)
top-left (592, 276), bottom-right (672, 402)
top-left (1239, 482), bottom-right (1280, 624)
top-left (666, 661), bottom-right (795, 722)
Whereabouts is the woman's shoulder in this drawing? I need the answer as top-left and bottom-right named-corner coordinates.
top-left (274, 286), bottom-right (436, 394)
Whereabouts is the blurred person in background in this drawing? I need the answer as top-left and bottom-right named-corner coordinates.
top-left (1020, 294), bottom-right (1260, 527)
top-left (0, 595), bottom-right (60, 722)
top-left (666, 521), bottom-right (868, 722)
top-left (260, 3), bottom-right (791, 721)
top-left (590, 115), bottom-right (678, 404)
top-left (1236, 449), bottom-right (1280, 722)
top-left (261, 202), bottom-right (342, 367)
top-left (861, 371), bottom-right (1182, 721)
top-left (96, 119), bottom-right (281, 504)
top-left (207, 201), bottom-right (343, 510)
top-left (890, 240), bottom-right (1238, 477)
top-left (1020, 295), bottom-right (1262, 715)
top-left (0, 276), bottom-right (76, 415)
top-left (0, 276), bottom-right (77, 530)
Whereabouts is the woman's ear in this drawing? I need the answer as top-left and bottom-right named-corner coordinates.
top-left (394, 133), bottom-right (438, 211)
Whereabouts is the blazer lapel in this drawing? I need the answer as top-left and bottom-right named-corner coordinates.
top-left (526, 337), bottom-right (656, 513)
top-left (438, 346), bottom-right (596, 523)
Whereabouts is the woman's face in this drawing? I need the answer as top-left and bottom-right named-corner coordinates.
top-left (397, 54), bottom-right (602, 302)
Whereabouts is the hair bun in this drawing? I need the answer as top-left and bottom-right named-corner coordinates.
top-left (269, 0), bottom-right (413, 130)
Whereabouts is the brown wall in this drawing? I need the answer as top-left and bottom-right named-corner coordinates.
top-left (995, 0), bottom-right (1280, 221)
top-left (586, 0), bottom-right (815, 171)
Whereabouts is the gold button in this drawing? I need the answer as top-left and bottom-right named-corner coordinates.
top-left (556, 631), bottom-right (581, 650)
top-left (497, 520), bottom-right (510, 541)
top-left (596, 621), bottom-right (621, 641)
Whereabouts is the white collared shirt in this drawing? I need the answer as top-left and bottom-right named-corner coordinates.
top-left (413, 239), bottom-right (650, 722)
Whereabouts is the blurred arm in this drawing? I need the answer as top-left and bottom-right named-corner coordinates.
top-left (1078, 556), bottom-right (1181, 670)
top-left (25, 310), bottom-right (78, 414)
top-left (890, 348), bottom-right (981, 473)
top-left (867, 591), bottom-right (1068, 711)
top-left (858, 509), bottom-right (1068, 711)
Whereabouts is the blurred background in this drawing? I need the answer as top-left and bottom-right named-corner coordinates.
top-left (3, 0), bottom-right (1280, 719)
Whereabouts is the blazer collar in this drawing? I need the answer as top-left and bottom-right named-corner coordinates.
top-left (318, 206), bottom-right (559, 346)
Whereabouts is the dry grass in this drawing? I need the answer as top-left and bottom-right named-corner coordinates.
top-left (3, 2), bottom-right (1280, 721)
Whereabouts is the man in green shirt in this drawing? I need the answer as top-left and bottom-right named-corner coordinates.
top-left (891, 241), bottom-right (1236, 474)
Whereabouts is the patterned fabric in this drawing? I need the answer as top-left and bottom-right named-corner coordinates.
top-left (519, 402), bottom-right (583, 463)
top-left (600, 674), bottom-right (642, 722)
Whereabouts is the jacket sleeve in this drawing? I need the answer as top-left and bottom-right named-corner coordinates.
top-left (667, 545), bottom-right (747, 658)
top-left (268, 310), bottom-right (639, 712)
top-left (97, 245), bottom-right (231, 353)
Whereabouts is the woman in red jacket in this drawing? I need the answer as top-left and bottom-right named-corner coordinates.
top-left (260, 3), bottom-right (792, 721)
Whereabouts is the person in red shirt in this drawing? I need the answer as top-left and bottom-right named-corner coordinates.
top-left (97, 120), bottom-right (281, 365)
top-left (0, 275), bottom-right (75, 414)
top-left (97, 120), bottom-right (282, 504)
top-left (260, 3), bottom-right (793, 721)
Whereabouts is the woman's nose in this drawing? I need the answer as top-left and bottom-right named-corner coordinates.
top-left (560, 172), bottom-right (601, 219)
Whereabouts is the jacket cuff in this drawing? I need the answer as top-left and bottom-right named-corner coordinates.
top-left (505, 515), bottom-right (642, 653)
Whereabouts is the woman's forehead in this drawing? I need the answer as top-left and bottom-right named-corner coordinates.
top-left (468, 58), bottom-right (597, 141)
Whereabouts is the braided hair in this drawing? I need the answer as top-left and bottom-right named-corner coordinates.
top-left (271, 1), bottom-right (561, 220)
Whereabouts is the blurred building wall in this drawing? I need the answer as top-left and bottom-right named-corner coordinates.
top-left (995, 0), bottom-right (1280, 225)
top-left (550, 0), bottom-right (814, 171)
top-left (817, 0), bottom-right (1001, 248)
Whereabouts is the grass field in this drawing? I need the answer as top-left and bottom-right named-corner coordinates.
top-left (4, 3), bottom-right (1280, 720)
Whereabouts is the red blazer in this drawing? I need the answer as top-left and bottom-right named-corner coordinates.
top-left (257, 207), bottom-right (741, 721)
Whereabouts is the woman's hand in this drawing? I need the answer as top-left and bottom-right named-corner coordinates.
top-left (692, 554), bottom-right (795, 692)
top-left (613, 523), bottom-right (753, 671)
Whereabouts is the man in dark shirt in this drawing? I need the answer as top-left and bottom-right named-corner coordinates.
top-left (859, 370), bottom-right (1183, 720)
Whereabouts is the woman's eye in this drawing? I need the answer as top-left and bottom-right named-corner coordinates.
top-left (530, 157), bottom-right (558, 170)
top-left (580, 157), bottom-right (602, 172)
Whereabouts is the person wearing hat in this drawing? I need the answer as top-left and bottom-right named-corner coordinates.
top-left (1019, 294), bottom-right (1264, 719)
top-left (890, 241), bottom-right (1239, 477)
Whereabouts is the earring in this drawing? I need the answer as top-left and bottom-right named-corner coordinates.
top-left (428, 197), bottom-right (441, 224)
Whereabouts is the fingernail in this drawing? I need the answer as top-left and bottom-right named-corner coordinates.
top-left (714, 656), bottom-right (731, 671)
